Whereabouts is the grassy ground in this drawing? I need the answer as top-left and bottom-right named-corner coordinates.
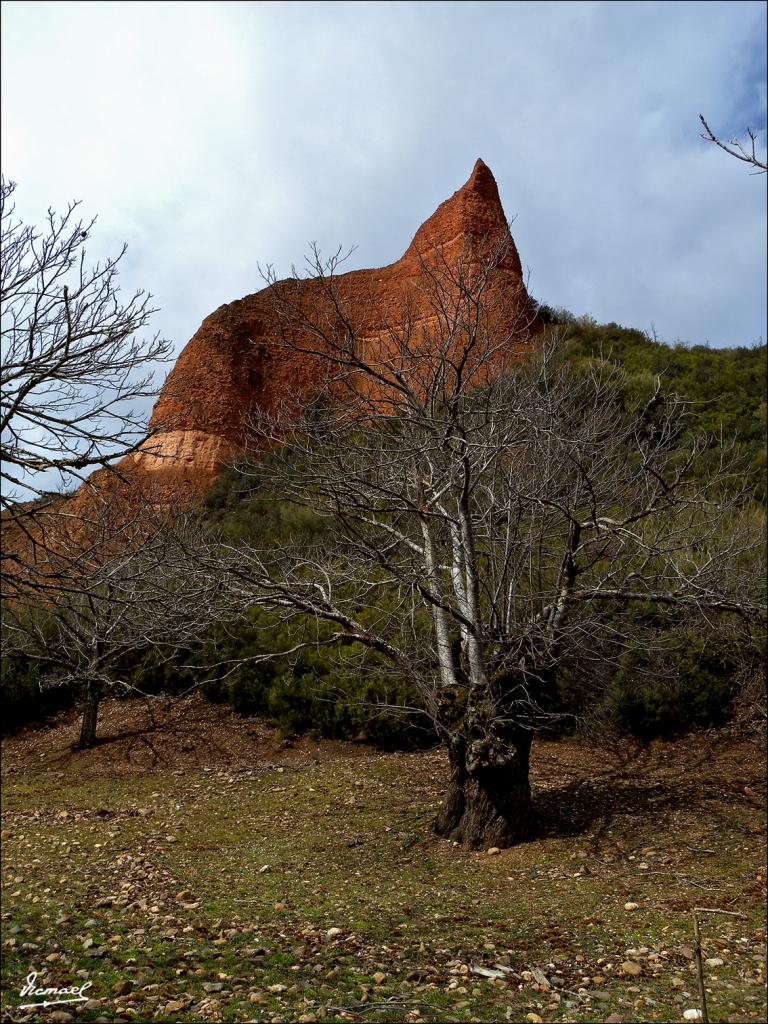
top-left (1, 697), bottom-right (766, 1023)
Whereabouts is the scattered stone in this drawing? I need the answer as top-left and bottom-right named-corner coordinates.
top-left (621, 960), bottom-right (642, 976)
top-left (525, 1014), bottom-right (543, 1023)
top-left (204, 982), bottom-right (224, 992)
top-left (298, 1016), bottom-right (318, 1023)
top-left (683, 1011), bottom-right (703, 1022)
top-left (603, 1015), bottom-right (623, 1024)
top-left (530, 967), bottom-right (550, 988)
top-left (487, 847), bottom-right (501, 856)
top-left (705, 957), bottom-right (724, 968)
top-left (407, 969), bottom-right (430, 982)
top-left (49, 1013), bottom-right (74, 1024)
top-left (623, 902), bottom-right (639, 911)
top-left (268, 984), bottom-right (287, 993)
top-left (112, 980), bottom-right (133, 995)
top-left (326, 927), bottom-right (342, 938)
top-left (372, 971), bottom-right (387, 985)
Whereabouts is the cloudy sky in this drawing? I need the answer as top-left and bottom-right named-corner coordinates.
top-left (2, 0), bottom-right (766, 386)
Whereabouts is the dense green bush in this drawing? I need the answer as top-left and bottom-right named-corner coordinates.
top-left (554, 627), bottom-right (742, 740)
top-left (211, 667), bottom-right (432, 748)
top-left (0, 655), bottom-right (75, 734)
top-left (198, 609), bottom-right (434, 748)
top-left (609, 642), bottom-right (735, 738)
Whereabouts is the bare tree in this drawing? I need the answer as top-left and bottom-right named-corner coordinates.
top-left (1, 178), bottom-right (172, 597)
top-left (699, 114), bottom-right (767, 173)
top-left (213, 234), bottom-right (766, 848)
top-left (3, 494), bottom-right (229, 748)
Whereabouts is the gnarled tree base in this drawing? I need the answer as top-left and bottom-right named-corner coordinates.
top-left (434, 729), bottom-right (533, 849)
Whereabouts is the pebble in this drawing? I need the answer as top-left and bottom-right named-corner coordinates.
top-left (372, 971), bottom-right (387, 985)
top-left (683, 1011), bottom-right (703, 1022)
top-left (487, 847), bottom-right (501, 856)
top-left (623, 902), bottom-right (639, 910)
top-left (525, 1014), bottom-right (543, 1023)
top-left (621, 960), bottom-right (642, 976)
top-left (326, 927), bottom-right (342, 938)
top-left (705, 957), bottom-right (724, 968)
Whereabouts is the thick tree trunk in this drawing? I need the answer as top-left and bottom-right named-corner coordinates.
top-left (77, 680), bottom-right (102, 749)
top-left (432, 666), bottom-right (550, 849)
top-left (434, 729), bottom-right (536, 847)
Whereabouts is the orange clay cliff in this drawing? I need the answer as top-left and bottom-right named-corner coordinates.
top-left (52, 160), bottom-right (541, 519)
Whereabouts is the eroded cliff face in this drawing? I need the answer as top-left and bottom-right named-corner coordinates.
top-left (124, 158), bottom-right (538, 493)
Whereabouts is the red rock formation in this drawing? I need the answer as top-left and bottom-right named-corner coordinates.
top-left (3, 160), bottom-right (540, 592)
top-left (133, 158), bottom-right (538, 491)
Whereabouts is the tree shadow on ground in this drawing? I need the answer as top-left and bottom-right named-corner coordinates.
top-left (531, 736), bottom-right (765, 844)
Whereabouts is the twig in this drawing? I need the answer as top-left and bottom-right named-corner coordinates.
top-left (691, 906), bottom-right (748, 1024)
top-left (692, 909), bottom-right (709, 1024)
top-left (693, 907), bottom-right (748, 917)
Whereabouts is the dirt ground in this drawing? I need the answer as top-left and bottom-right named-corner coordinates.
top-left (2, 694), bottom-right (765, 807)
top-left (1, 694), bottom-right (370, 776)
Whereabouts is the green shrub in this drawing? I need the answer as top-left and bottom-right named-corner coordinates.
top-left (0, 655), bottom-right (75, 734)
top-left (607, 638), bottom-right (736, 739)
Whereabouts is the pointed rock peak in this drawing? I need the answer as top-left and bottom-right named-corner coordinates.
top-left (463, 157), bottom-right (499, 197)
top-left (402, 158), bottom-right (509, 263)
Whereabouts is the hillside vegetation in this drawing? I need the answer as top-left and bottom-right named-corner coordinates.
top-left (2, 322), bottom-right (766, 745)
